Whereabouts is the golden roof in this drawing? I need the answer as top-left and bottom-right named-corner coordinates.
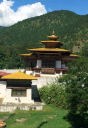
top-left (41, 40), bottom-right (60, 43)
top-left (1, 71), bottom-right (37, 80)
top-left (20, 53), bottom-right (32, 56)
top-left (70, 54), bottom-right (79, 57)
top-left (48, 35), bottom-right (58, 39)
top-left (28, 48), bottom-right (70, 53)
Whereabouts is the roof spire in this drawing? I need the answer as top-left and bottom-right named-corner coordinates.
top-left (47, 30), bottom-right (58, 41)
top-left (52, 30), bottom-right (55, 35)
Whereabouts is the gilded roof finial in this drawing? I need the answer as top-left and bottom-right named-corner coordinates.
top-left (52, 30), bottom-right (55, 35)
top-left (48, 30), bottom-right (58, 40)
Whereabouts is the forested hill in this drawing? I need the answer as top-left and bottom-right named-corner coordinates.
top-left (0, 10), bottom-right (88, 68)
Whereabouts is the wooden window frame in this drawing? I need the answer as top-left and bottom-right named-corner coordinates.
top-left (11, 89), bottom-right (27, 97)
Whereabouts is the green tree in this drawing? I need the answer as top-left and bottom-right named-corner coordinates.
top-left (59, 57), bottom-right (88, 127)
top-left (81, 41), bottom-right (88, 57)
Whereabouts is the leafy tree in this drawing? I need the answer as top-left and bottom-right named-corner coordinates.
top-left (81, 41), bottom-right (88, 57)
top-left (59, 57), bottom-right (88, 128)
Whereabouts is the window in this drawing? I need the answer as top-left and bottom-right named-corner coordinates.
top-left (42, 60), bottom-right (55, 68)
top-left (11, 89), bottom-right (26, 97)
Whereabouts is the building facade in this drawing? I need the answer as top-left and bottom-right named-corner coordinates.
top-left (20, 31), bottom-right (78, 75)
top-left (0, 71), bottom-right (37, 105)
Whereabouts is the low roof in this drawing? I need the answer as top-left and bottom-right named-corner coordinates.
top-left (1, 71), bottom-right (37, 80)
top-left (0, 72), bottom-right (10, 77)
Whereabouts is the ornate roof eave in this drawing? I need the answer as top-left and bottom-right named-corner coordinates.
top-left (41, 40), bottom-right (63, 46)
top-left (70, 54), bottom-right (79, 58)
top-left (28, 48), bottom-right (71, 53)
top-left (62, 54), bottom-right (79, 61)
top-left (19, 53), bottom-right (37, 59)
top-left (19, 53), bottom-right (32, 57)
top-left (41, 40), bottom-right (61, 43)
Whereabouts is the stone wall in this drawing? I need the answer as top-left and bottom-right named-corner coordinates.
top-left (0, 104), bottom-right (43, 112)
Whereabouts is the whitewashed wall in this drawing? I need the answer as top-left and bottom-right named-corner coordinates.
top-left (55, 60), bottom-right (61, 68)
top-left (0, 81), bottom-right (6, 103)
top-left (32, 74), bottom-right (61, 88)
top-left (3, 88), bottom-right (34, 104)
top-left (0, 81), bottom-right (34, 104)
top-left (36, 60), bottom-right (42, 68)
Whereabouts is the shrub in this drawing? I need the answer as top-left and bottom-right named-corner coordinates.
top-left (39, 81), bottom-right (67, 108)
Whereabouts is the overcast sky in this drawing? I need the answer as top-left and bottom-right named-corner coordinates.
top-left (0, 0), bottom-right (88, 27)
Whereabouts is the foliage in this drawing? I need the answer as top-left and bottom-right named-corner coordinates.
top-left (59, 57), bottom-right (88, 128)
top-left (67, 57), bottom-right (88, 74)
top-left (81, 41), bottom-right (88, 57)
top-left (0, 10), bottom-right (88, 68)
top-left (39, 82), bottom-right (67, 108)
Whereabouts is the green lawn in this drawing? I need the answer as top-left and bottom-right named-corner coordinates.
top-left (0, 105), bottom-right (71, 128)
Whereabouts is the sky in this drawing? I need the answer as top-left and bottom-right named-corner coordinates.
top-left (0, 0), bottom-right (88, 27)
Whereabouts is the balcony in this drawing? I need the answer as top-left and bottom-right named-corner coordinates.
top-left (32, 67), bottom-right (68, 74)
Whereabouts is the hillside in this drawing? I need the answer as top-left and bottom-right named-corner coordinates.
top-left (0, 10), bottom-right (88, 68)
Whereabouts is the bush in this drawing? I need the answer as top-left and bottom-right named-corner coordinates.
top-left (59, 71), bottom-right (88, 127)
top-left (39, 81), bottom-right (67, 108)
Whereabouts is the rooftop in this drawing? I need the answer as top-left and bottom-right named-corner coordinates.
top-left (28, 48), bottom-right (70, 53)
top-left (0, 71), bottom-right (10, 77)
top-left (1, 71), bottom-right (37, 80)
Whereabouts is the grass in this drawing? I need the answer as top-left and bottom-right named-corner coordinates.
top-left (0, 105), bottom-right (71, 128)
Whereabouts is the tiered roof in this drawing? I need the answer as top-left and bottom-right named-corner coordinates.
top-left (41, 31), bottom-right (62, 48)
top-left (20, 31), bottom-right (78, 59)
top-left (29, 48), bottom-right (70, 53)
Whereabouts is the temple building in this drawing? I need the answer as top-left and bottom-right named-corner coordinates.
top-left (0, 32), bottom-right (79, 111)
top-left (0, 71), bottom-right (37, 105)
top-left (20, 31), bottom-right (78, 75)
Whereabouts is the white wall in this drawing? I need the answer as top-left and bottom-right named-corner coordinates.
top-left (0, 69), bottom-right (24, 73)
top-left (0, 81), bottom-right (6, 101)
top-left (0, 81), bottom-right (34, 104)
top-left (3, 88), bottom-right (34, 104)
top-left (32, 74), bottom-right (60, 88)
top-left (55, 60), bottom-right (61, 68)
top-left (36, 60), bottom-right (42, 68)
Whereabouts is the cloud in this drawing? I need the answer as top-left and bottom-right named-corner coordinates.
top-left (0, 0), bottom-right (47, 27)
